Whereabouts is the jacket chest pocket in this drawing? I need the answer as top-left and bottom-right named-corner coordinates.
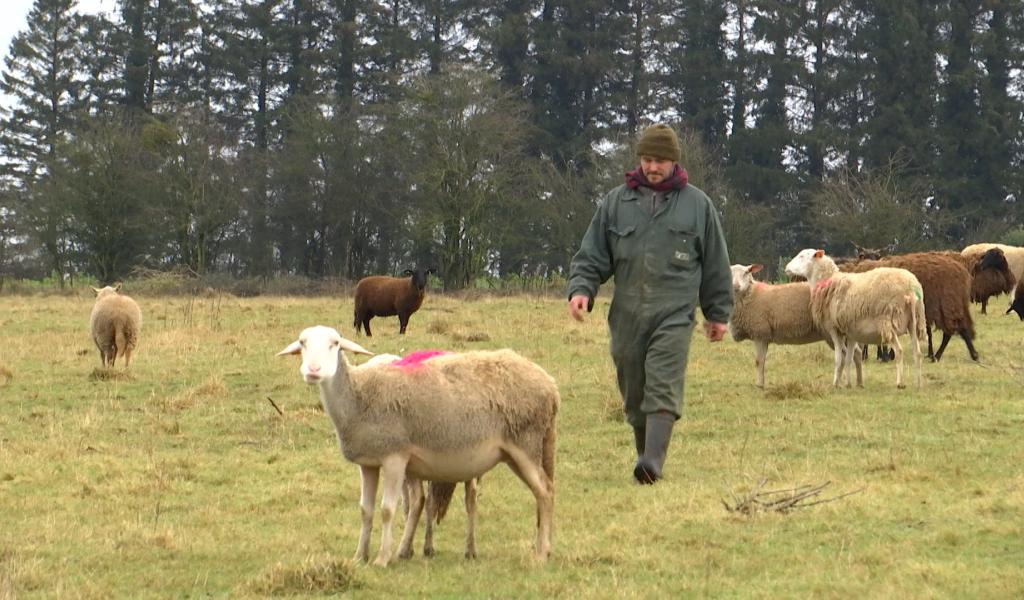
top-left (608, 225), bottom-right (638, 262)
top-left (667, 227), bottom-right (700, 271)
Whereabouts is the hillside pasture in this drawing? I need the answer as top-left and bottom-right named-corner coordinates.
top-left (0, 291), bottom-right (1022, 597)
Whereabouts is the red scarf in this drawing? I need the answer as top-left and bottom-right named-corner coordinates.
top-left (625, 164), bottom-right (689, 191)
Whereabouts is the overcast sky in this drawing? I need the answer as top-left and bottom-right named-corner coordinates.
top-left (1, 0), bottom-right (116, 110)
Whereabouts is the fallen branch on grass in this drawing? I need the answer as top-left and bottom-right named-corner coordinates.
top-left (722, 479), bottom-right (864, 515)
top-left (266, 396), bottom-right (284, 416)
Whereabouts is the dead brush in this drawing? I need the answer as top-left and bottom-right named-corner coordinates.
top-left (247, 553), bottom-right (359, 596)
top-left (722, 479), bottom-right (864, 515)
top-left (89, 367), bottom-right (133, 382)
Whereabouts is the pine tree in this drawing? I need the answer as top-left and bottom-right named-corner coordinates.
top-left (0, 0), bottom-right (86, 282)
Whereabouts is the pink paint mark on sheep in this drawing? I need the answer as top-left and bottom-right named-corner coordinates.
top-left (814, 279), bottom-right (833, 294)
top-left (754, 282), bottom-right (769, 291)
top-left (392, 350), bottom-right (449, 369)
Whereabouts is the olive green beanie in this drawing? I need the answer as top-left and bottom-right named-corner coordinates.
top-left (636, 124), bottom-right (681, 163)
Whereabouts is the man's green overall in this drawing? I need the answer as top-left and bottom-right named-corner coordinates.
top-left (567, 183), bottom-right (732, 429)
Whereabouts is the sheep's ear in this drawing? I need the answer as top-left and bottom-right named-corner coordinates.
top-left (339, 338), bottom-right (373, 356)
top-left (91, 287), bottom-right (101, 295)
top-left (114, 282), bottom-right (123, 291)
top-left (814, 249), bottom-right (825, 258)
top-left (749, 264), bottom-right (764, 274)
top-left (403, 269), bottom-right (414, 276)
top-left (277, 340), bottom-right (302, 356)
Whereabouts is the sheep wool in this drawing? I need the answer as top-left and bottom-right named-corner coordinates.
top-left (89, 285), bottom-right (142, 369)
top-left (280, 326), bottom-right (558, 566)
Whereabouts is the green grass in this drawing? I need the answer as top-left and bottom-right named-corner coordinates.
top-left (1, 290), bottom-right (1022, 598)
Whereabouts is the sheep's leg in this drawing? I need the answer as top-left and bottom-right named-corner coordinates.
top-left (841, 340), bottom-right (857, 388)
top-left (753, 340), bottom-right (768, 388)
top-left (503, 449), bottom-right (553, 561)
top-left (960, 327), bottom-right (979, 361)
top-left (398, 314), bottom-right (409, 335)
top-left (423, 485), bottom-right (437, 557)
top-left (373, 457), bottom-right (408, 567)
top-left (926, 326), bottom-right (936, 361)
top-left (355, 465), bottom-right (380, 563)
top-left (464, 478), bottom-right (478, 559)
top-left (891, 335), bottom-right (905, 389)
top-left (364, 318), bottom-right (373, 337)
top-left (830, 334), bottom-right (846, 387)
top-left (397, 478), bottom-right (425, 560)
top-left (852, 343), bottom-right (864, 388)
top-left (934, 331), bottom-right (952, 361)
top-left (980, 298), bottom-right (988, 314)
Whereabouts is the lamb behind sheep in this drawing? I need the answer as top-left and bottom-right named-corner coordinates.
top-left (946, 248), bottom-right (1017, 314)
top-left (278, 326), bottom-right (558, 566)
top-left (785, 250), bottom-right (926, 389)
top-left (729, 264), bottom-right (862, 387)
top-left (1006, 279), bottom-right (1024, 320)
top-left (353, 267), bottom-right (436, 336)
top-left (89, 284), bottom-right (142, 369)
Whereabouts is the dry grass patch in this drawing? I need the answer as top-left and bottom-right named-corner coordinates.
top-left (88, 368), bottom-right (133, 382)
top-left (0, 365), bottom-right (11, 386)
top-left (248, 553), bottom-right (359, 596)
top-left (762, 380), bottom-right (827, 401)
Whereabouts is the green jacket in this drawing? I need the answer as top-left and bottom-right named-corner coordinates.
top-left (567, 182), bottom-right (733, 323)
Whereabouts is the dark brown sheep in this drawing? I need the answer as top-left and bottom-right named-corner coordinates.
top-left (942, 248), bottom-right (1016, 314)
top-left (841, 252), bottom-right (977, 362)
top-left (353, 267), bottom-right (436, 336)
top-left (1006, 279), bottom-right (1024, 320)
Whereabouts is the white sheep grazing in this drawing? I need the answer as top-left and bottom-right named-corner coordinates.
top-left (90, 284), bottom-right (142, 368)
top-left (278, 326), bottom-right (558, 566)
top-left (729, 264), bottom-right (862, 388)
top-left (785, 250), bottom-right (926, 389)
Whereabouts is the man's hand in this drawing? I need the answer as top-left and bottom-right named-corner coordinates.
top-left (704, 320), bottom-right (728, 342)
top-left (568, 295), bottom-right (589, 322)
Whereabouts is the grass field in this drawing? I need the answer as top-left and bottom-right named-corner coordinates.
top-left (1, 289), bottom-right (1022, 598)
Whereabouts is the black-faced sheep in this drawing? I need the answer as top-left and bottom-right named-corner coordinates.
top-left (839, 252), bottom-right (977, 362)
top-left (353, 267), bottom-right (436, 336)
top-left (962, 243), bottom-right (1024, 289)
top-left (945, 248), bottom-right (1016, 314)
top-left (278, 326), bottom-right (558, 566)
top-left (729, 264), bottom-right (862, 388)
top-left (1006, 279), bottom-right (1024, 320)
top-left (90, 284), bottom-right (142, 368)
top-left (786, 250), bottom-right (926, 389)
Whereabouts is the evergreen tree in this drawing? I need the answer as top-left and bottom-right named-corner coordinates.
top-left (0, 0), bottom-right (86, 282)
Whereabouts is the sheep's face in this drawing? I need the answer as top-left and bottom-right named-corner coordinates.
top-left (278, 325), bottom-right (372, 383)
top-left (978, 248), bottom-right (1009, 272)
top-left (404, 267), bottom-right (437, 291)
top-left (92, 285), bottom-right (119, 300)
top-left (730, 264), bottom-right (763, 296)
top-left (784, 249), bottom-right (821, 280)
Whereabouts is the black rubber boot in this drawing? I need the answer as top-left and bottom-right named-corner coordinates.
top-left (632, 426), bottom-right (646, 457)
top-left (633, 412), bottom-right (675, 484)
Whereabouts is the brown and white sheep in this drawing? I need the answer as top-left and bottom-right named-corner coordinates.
top-left (839, 252), bottom-right (977, 362)
top-left (962, 243), bottom-right (1024, 293)
top-left (785, 249), bottom-right (926, 389)
top-left (353, 267), bottom-right (436, 336)
top-left (89, 284), bottom-right (142, 369)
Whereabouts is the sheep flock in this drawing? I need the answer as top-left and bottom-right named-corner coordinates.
top-left (62, 243), bottom-right (1018, 573)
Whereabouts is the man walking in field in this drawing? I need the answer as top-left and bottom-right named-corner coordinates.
top-left (567, 123), bottom-right (732, 484)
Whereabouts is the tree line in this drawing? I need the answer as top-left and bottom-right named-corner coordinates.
top-left (1, 0), bottom-right (1022, 288)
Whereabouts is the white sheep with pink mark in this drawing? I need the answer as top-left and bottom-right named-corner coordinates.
top-left (785, 249), bottom-right (926, 389)
top-left (278, 326), bottom-right (558, 566)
